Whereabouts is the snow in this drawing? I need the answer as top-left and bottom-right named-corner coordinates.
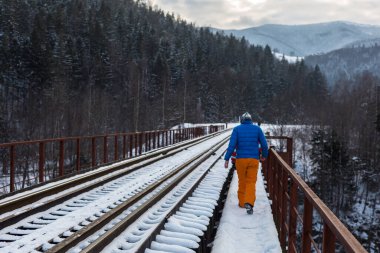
top-left (0, 132), bottom-right (227, 221)
top-left (211, 165), bottom-right (281, 253)
top-left (99, 144), bottom-right (229, 253)
top-left (0, 127), bottom-right (283, 253)
top-left (155, 234), bottom-right (199, 249)
top-left (150, 241), bottom-right (196, 253)
top-left (160, 230), bottom-right (201, 243)
top-left (274, 52), bottom-right (303, 63)
top-left (0, 132), bottom-right (230, 253)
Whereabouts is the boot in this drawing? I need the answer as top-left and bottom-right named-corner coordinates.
top-left (244, 203), bottom-right (253, 214)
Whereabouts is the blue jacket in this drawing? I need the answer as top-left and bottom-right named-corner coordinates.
top-left (224, 120), bottom-right (268, 161)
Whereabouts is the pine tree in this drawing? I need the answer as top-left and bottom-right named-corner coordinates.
top-left (310, 128), bottom-right (355, 214)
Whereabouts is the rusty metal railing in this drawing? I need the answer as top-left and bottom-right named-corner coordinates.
top-left (262, 137), bottom-right (367, 253)
top-left (0, 125), bottom-right (224, 195)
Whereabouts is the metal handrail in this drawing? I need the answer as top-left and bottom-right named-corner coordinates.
top-left (262, 137), bottom-right (367, 253)
top-left (0, 125), bottom-right (225, 194)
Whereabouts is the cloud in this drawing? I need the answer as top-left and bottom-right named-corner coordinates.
top-left (228, 16), bottom-right (257, 28)
top-left (149, 0), bottom-right (380, 29)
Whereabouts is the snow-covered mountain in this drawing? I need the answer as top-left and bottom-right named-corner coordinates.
top-left (213, 21), bottom-right (380, 57)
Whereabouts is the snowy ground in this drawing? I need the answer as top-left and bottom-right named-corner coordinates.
top-left (211, 164), bottom-right (281, 253)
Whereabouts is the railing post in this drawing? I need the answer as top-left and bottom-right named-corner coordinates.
top-left (288, 180), bottom-right (298, 253)
top-left (153, 132), bottom-right (156, 149)
top-left (144, 132), bottom-right (147, 152)
top-left (280, 166), bottom-right (288, 248)
top-left (39, 142), bottom-right (45, 183)
top-left (114, 135), bottom-right (118, 161)
top-left (139, 133), bottom-right (142, 155)
top-left (129, 134), bottom-right (133, 158)
top-left (76, 138), bottom-right (80, 172)
top-left (157, 131), bottom-right (159, 147)
top-left (92, 137), bottom-right (96, 167)
top-left (10, 145), bottom-right (15, 192)
top-left (123, 135), bottom-right (126, 159)
top-left (273, 162), bottom-right (280, 228)
top-left (148, 132), bottom-right (151, 151)
top-left (166, 130), bottom-right (168, 146)
top-left (103, 136), bottom-right (108, 163)
top-left (134, 133), bottom-right (138, 156)
top-left (59, 140), bottom-right (64, 177)
top-left (322, 222), bottom-right (336, 253)
top-left (277, 163), bottom-right (283, 230)
top-left (287, 137), bottom-right (293, 167)
top-left (266, 150), bottom-right (273, 200)
top-left (302, 196), bottom-right (313, 253)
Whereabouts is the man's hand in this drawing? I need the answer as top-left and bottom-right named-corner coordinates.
top-left (260, 157), bottom-right (266, 162)
top-left (224, 160), bottom-right (229, 168)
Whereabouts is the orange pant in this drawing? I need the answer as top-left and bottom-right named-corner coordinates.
top-left (236, 158), bottom-right (259, 207)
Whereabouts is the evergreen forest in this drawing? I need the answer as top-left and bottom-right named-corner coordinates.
top-left (1, 0), bottom-right (329, 140)
top-left (0, 0), bottom-right (379, 251)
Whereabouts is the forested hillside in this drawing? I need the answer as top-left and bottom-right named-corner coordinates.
top-left (0, 0), bottom-right (327, 141)
top-left (305, 45), bottom-right (380, 85)
top-left (293, 72), bottom-right (380, 251)
top-left (216, 21), bottom-right (380, 57)
top-left (0, 0), bottom-right (379, 251)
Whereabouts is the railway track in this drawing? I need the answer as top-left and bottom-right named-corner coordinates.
top-left (0, 130), bottom-right (232, 253)
top-left (0, 130), bottom-right (227, 226)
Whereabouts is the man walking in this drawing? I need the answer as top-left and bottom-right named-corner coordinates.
top-left (224, 112), bottom-right (268, 214)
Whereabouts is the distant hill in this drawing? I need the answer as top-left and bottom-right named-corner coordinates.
top-left (304, 45), bottom-right (380, 85)
top-left (213, 21), bottom-right (380, 57)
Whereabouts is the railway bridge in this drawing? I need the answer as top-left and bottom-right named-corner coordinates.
top-left (0, 125), bottom-right (368, 252)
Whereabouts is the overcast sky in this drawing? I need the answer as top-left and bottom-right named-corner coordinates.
top-left (149, 0), bottom-right (380, 29)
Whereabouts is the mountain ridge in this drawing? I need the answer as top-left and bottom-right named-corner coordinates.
top-left (211, 21), bottom-right (380, 56)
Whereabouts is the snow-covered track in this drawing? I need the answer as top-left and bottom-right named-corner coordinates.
top-left (0, 131), bottom-right (226, 229)
top-left (0, 131), bottom-right (231, 253)
top-left (37, 135), bottom-right (229, 253)
top-left (125, 154), bottom-right (233, 253)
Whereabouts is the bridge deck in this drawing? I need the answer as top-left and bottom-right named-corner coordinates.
top-left (212, 165), bottom-right (281, 253)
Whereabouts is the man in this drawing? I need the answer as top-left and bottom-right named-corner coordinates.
top-left (224, 112), bottom-right (268, 214)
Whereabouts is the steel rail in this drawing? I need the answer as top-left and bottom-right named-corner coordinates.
top-left (1, 126), bottom-right (225, 194)
top-left (133, 148), bottom-right (232, 253)
top-left (0, 130), bottom-right (228, 228)
top-left (43, 136), bottom-right (229, 253)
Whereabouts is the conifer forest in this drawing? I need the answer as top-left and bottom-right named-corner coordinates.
top-left (0, 0), bottom-right (379, 251)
